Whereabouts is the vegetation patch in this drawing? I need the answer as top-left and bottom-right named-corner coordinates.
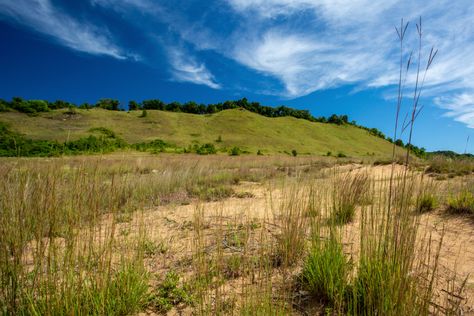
top-left (447, 190), bottom-right (474, 215)
top-left (150, 272), bottom-right (193, 312)
top-left (301, 234), bottom-right (350, 309)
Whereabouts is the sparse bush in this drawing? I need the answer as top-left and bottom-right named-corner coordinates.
top-left (139, 109), bottom-right (148, 117)
top-left (337, 152), bottom-right (347, 158)
top-left (229, 146), bottom-right (241, 156)
top-left (133, 139), bottom-right (174, 153)
top-left (196, 143), bottom-right (217, 155)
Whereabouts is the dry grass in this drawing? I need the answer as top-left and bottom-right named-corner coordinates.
top-left (0, 154), bottom-right (472, 315)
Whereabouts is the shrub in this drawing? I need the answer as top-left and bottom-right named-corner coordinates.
top-left (215, 135), bottom-right (222, 143)
top-left (291, 149), bottom-right (298, 157)
top-left (133, 139), bottom-right (174, 153)
top-left (229, 146), bottom-right (241, 156)
top-left (139, 109), bottom-right (148, 118)
top-left (0, 99), bottom-right (9, 112)
top-left (196, 143), bottom-right (217, 155)
top-left (337, 152), bottom-right (347, 158)
top-left (257, 149), bottom-right (263, 155)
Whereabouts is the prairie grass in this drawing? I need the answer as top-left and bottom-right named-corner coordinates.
top-left (426, 155), bottom-right (474, 177)
top-left (447, 190), bottom-right (474, 215)
top-left (0, 152), bottom-right (469, 315)
top-left (331, 171), bottom-right (370, 224)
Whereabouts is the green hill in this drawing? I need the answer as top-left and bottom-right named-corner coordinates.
top-left (0, 108), bottom-right (401, 157)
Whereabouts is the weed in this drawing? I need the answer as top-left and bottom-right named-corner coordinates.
top-left (151, 272), bottom-right (193, 312)
top-left (416, 194), bottom-right (437, 213)
top-left (447, 191), bottom-right (474, 215)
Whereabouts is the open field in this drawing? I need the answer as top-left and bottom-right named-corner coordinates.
top-left (1, 153), bottom-right (473, 315)
top-left (0, 109), bottom-right (400, 157)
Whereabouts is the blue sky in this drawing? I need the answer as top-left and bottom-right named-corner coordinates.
top-left (0, 0), bottom-right (473, 153)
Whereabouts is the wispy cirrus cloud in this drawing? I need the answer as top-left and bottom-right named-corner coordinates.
top-left (167, 47), bottom-right (221, 89)
top-left (223, 0), bottom-right (474, 128)
top-left (435, 93), bottom-right (474, 128)
top-left (0, 0), bottom-right (130, 59)
top-left (91, 0), bottom-right (221, 88)
top-left (90, 0), bottom-right (159, 14)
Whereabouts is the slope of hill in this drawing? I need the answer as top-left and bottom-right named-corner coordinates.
top-left (0, 108), bottom-right (400, 157)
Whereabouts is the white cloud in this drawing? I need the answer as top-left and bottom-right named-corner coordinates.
top-left (232, 29), bottom-right (384, 97)
top-left (0, 0), bottom-right (129, 59)
top-left (167, 47), bottom-right (221, 89)
top-left (224, 0), bottom-right (474, 127)
top-left (91, 0), bottom-right (158, 13)
top-left (435, 94), bottom-right (474, 128)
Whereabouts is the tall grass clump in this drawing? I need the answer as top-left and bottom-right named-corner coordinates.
top-left (301, 231), bottom-right (350, 311)
top-left (0, 161), bottom-right (150, 315)
top-left (415, 178), bottom-right (438, 213)
top-left (446, 190), bottom-right (474, 215)
top-left (273, 181), bottom-right (310, 267)
top-left (331, 171), bottom-right (370, 224)
top-left (345, 17), bottom-right (445, 315)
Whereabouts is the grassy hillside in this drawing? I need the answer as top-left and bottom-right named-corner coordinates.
top-left (0, 108), bottom-right (400, 157)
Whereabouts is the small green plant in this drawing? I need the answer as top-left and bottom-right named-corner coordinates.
top-left (215, 135), bottom-right (222, 142)
top-left (257, 149), bottom-right (263, 155)
top-left (229, 146), bottom-right (241, 156)
top-left (447, 190), bottom-right (474, 215)
top-left (337, 152), bottom-right (347, 158)
top-left (416, 194), bottom-right (437, 213)
top-left (301, 234), bottom-right (349, 309)
top-left (139, 109), bottom-right (147, 117)
top-left (196, 143), bottom-right (217, 155)
top-left (291, 149), bottom-right (298, 157)
top-left (326, 151), bottom-right (332, 156)
top-left (141, 238), bottom-right (168, 257)
top-left (223, 255), bottom-right (243, 279)
top-left (189, 185), bottom-right (234, 201)
top-left (151, 272), bottom-right (193, 312)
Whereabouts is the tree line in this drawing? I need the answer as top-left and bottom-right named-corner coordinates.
top-left (0, 96), bottom-right (427, 157)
